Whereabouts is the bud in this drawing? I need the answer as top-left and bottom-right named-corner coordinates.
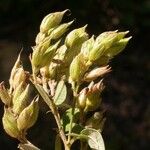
top-left (81, 36), bottom-right (95, 58)
top-left (32, 40), bottom-right (60, 74)
top-left (12, 67), bottom-right (27, 90)
top-left (13, 84), bottom-right (30, 115)
top-left (83, 66), bottom-right (111, 82)
top-left (0, 82), bottom-right (11, 106)
top-left (69, 53), bottom-right (88, 83)
top-left (9, 53), bottom-right (21, 90)
top-left (84, 92), bottom-right (102, 112)
top-left (88, 42), bottom-right (105, 62)
top-left (17, 97), bottom-right (39, 131)
top-left (65, 25), bottom-right (89, 49)
top-left (12, 82), bottom-right (26, 105)
top-left (49, 21), bottom-right (73, 40)
top-left (40, 10), bottom-right (68, 33)
top-left (77, 88), bottom-right (88, 110)
top-left (106, 37), bottom-right (132, 58)
top-left (35, 32), bottom-right (46, 45)
top-left (2, 108), bottom-right (20, 138)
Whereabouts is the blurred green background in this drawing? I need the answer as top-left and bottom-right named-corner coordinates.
top-left (0, 0), bottom-right (149, 149)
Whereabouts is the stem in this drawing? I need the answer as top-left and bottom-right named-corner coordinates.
top-left (67, 83), bottom-right (79, 144)
top-left (33, 83), bottom-right (70, 150)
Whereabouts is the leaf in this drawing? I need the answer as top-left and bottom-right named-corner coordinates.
top-left (61, 108), bottom-right (80, 132)
top-left (33, 84), bottom-right (53, 109)
top-left (18, 141), bottom-right (40, 150)
top-left (55, 134), bottom-right (62, 150)
top-left (54, 80), bottom-right (67, 105)
top-left (81, 128), bottom-right (105, 150)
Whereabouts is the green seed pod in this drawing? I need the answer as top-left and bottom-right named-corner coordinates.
top-left (13, 84), bottom-right (30, 115)
top-left (17, 97), bottom-right (39, 131)
top-left (69, 53), bottom-right (88, 83)
top-left (2, 108), bottom-right (20, 139)
top-left (65, 25), bottom-right (89, 49)
top-left (84, 92), bottom-right (102, 112)
top-left (12, 82), bottom-right (26, 105)
top-left (32, 40), bottom-right (60, 74)
top-left (77, 88), bottom-right (88, 110)
top-left (81, 36), bottom-right (95, 59)
top-left (88, 43), bottom-right (105, 62)
top-left (35, 32), bottom-right (46, 45)
top-left (40, 10), bottom-right (68, 33)
top-left (0, 82), bottom-right (11, 106)
top-left (9, 53), bottom-right (21, 90)
top-left (105, 37), bottom-right (132, 58)
top-left (50, 21), bottom-right (73, 40)
top-left (12, 67), bottom-right (27, 90)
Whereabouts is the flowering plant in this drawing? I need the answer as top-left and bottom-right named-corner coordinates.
top-left (0, 10), bottom-right (131, 150)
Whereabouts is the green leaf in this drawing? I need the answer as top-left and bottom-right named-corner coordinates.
top-left (54, 80), bottom-right (67, 105)
top-left (55, 134), bottom-right (62, 150)
top-left (81, 128), bottom-right (105, 150)
top-left (33, 84), bottom-right (53, 109)
top-left (61, 108), bottom-right (80, 132)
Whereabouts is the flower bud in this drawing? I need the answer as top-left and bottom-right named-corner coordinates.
top-left (106, 37), bottom-right (132, 58)
top-left (50, 21), bottom-right (73, 40)
top-left (2, 108), bottom-right (20, 138)
top-left (12, 67), bottom-right (27, 90)
top-left (81, 36), bottom-right (95, 58)
top-left (40, 10), bottom-right (68, 33)
top-left (17, 97), bottom-right (39, 131)
top-left (13, 84), bottom-right (30, 115)
top-left (83, 66), bottom-right (111, 82)
top-left (0, 82), bottom-right (11, 106)
top-left (32, 40), bottom-right (60, 74)
top-left (12, 82), bottom-right (26, 105)
top-left (95, 55), bottom-right (110, 66)
top-left (35, 32), bottom-right (46, 45)
top-left (88, 43), bottom-right (105, 62)
top-left (69, 53), bottom-right (88, 83)
top-left (84, 93), bottom-right (102, 112)
top-left (77, 88), bottom-right (88, 110)
top-left (9, 53), bottom-right (21, 90)
top-left (65, 25), bottom-right (89, 49)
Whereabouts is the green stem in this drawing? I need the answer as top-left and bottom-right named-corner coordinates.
top-left (67, 83), bottom-right (79, 144)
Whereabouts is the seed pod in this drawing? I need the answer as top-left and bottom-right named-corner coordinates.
top-left (81, 36), bottom-right (95, 58)
top-left (13, 84), bottom-right (30, 115)
top-left (9, 53), bottom-right (21, 90)
top-left (0, 82), bottom-right (11, 106)
top-left (49, 21), bottom-right (73, 40)
top-left (106, 37), bottom-right (132, 58)
top-left (32, 40), bottom-right (60, 74)
top-left (2, 108), bottom-right (20, 138)
top-left (69, 53), bottom-right (88, 83)
top-left (17, 97), bottom-right (39, 131)
top-left (65, 25), bottom-right (89, 49)
top-left (40, 10), bottom-right (68, 33)
top-left (77, 88), bottom-right (88, 110)
top-left (12, 67), bottom-right (27, 90)
top-left (84, 92), bottom-right (102, 112)
top-left (12, 82), bottom-right (26, 105)
top-left (35, 32), bottom-right (46, 45)
top-left (83, 66), bottom-right (111, 82)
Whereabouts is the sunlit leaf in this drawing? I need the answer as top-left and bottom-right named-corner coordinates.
top-left (54, 80), bottom-right (67, 105)
top-left (81, 128), bottom-right (105, 150)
